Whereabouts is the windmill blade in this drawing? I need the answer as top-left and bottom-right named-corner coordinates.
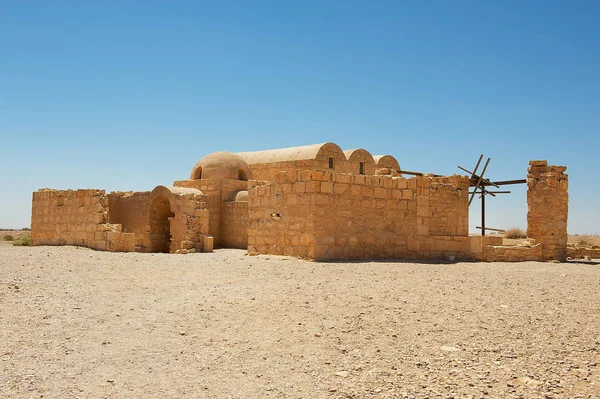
top-left (469, 158), bottom-right (490, 206)
top-left (471, 154), bottom-right (484, 178)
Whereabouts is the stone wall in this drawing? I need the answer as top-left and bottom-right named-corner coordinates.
top-left (480, 243), bottom-right (543, 262)
top-left (32, 187), bottom-right (209, 253)
top-left (173, 178), bottom-right (247, 248)
top-left (31, 189), bottom-right (136, 252)
top-left (108, 191), bottom-right (152, 251)
top-left (527, 160), bottom-right (568, 261)
top-left (248, 170), bottom-right (471, 261)
top-left (245, 161), bottom-right (319, 182)
top-left (248, 177), bottom-right (316, 258)
top-left (174, 179), bottom-right (222, 245)
top-left (428, 180), bottom-right (469, 236)
top-left (166, 192), bottom-right (209, 253)
top-left (567, 245), bottom-right (600, 260)
top-left (221, 202), bottom-right (248, 249)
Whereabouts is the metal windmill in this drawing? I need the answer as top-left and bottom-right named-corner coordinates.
top-left (458, 155), bottom-right (526, 236)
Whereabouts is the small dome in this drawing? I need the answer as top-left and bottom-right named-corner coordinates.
top-left (234, 190), bottom-right (249, 202)
top-left (190, 152), bottom-right (253, 181)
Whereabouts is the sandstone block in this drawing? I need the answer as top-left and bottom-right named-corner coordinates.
top-left (335, 174), bottom-right (352, 184)
top-left (529, 160), bottom-right (548, 167)
top-left (321, 182), bottom-right (333, 193)
top-left (293, 182), bottom-right (306, 193)
top-left (306, 181), bottom-right (320, 193)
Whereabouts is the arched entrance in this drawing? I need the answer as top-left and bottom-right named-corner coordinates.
top-left (149, 195), bottom-right (174, 253)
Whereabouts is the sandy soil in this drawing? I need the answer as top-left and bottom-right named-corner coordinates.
top-left (1, 244), bottom-right (599, 399)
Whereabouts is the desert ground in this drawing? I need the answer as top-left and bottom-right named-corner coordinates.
top-left (1, 240), bottom-right (599, 399)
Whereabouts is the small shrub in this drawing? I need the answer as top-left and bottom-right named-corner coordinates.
top-left (2, 235), bottom-right (14, 241)
top-left (13, 235), bottom-right (32, 246)
top-left (504, 227), bottom-right (526, 239)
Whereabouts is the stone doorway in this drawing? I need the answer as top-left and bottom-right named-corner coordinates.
top-left (149, 195), bottom-right (174, 253)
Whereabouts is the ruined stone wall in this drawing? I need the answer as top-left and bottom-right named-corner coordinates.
top-left (31, 189), bottom-right (136, 252)
top-left (527, 160), bottom-right (568, 261)
top-left (248, 177), bottom-right (316, 258)
top-left (248, 170), bottom-right (471, 261)
top-left (174, 178), bottom-right (222, 245)
top-left (221, 202), bottom-right (248, 249)
top-left (311, 173), bottom-right (470, 260)
top-left (428, 179), bottom-right (469, 236)
top-left (480, 243), bottom-right (543, 262)
top-left (567, 245), bottom-right (600, 260)
top-left (168, 193), bottom-right (209, 253)
top-left (174, 178), bottom-right (247, 248)
top-left (32, 189), bottom-right (107, 246)
top-left (108, 191), bottom-right (152, 251)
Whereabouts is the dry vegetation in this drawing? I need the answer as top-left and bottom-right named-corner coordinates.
top-left (1, 244), bottom-right (599, 398)
top-left (569, 234), bottom-right (600, 247)
top-left (0, 229), bottom-right (29, 242)
top-left (0, 230), bottom-right (31, 246)
top-left (503, 228), bottom-right (527, 239)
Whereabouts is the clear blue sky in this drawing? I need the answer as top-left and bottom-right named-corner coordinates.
top-left (1, 1), bottom-right (598, 233)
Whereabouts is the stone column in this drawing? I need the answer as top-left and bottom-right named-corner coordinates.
top-left (526, 160), bottom-right (568, 261)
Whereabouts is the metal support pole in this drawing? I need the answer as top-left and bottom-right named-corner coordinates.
top-left (481, 192), bottom-right (486, 236)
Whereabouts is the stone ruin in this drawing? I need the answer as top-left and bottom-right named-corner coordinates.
top-left (31, 143), bottom-right (569, 262)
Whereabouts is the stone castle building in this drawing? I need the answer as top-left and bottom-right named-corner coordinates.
top-left (31, 143), bottom-right (569, 261)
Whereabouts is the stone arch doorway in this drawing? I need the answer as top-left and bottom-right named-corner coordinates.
top-left (149, 195), bottom-right (174, 253)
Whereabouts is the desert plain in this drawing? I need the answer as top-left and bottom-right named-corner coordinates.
top-left (1, 236), bottom-right (599, 399)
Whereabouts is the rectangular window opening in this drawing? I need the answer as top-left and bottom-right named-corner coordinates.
top-left (328, 157), bottom-right (335, 169)
top-left (359, 162), bottom-right (365, 175)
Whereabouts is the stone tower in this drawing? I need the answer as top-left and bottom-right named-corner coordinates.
top-left (527, 160), bottom-right (569, 261)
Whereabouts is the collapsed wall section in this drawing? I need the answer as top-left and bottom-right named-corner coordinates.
top-left (174, 179), bottom-right (223, 245)
top-left (165, 189), bottom-right (209, 253)
top-left (173, 178), bottom-right (247, 248)
top-left (247, 170), bottom-right (470, 261)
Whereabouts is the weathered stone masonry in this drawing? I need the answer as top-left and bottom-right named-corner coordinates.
top-left (527, 160), bottom-right (569, 261)
top-left (31, 143), bottom-right (569, 262)
top-left (248, 171), bottom-right (470, 260)
top-left (32, 186), bottom-right (208, 253)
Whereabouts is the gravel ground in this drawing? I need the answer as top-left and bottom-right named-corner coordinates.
top-left (1, 243), bottom-right (599, 399)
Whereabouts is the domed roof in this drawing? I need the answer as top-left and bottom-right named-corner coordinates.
top-left (343, 148), bottom-right (375, 163)
top-left (190, 152), bottom-right (253, 181)
top-left (236, 142), bottom-right (345, 165)
top-left (234, 190), bottom-right (249, 202)
top-left (373, 155), bottom-right (400, 171)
